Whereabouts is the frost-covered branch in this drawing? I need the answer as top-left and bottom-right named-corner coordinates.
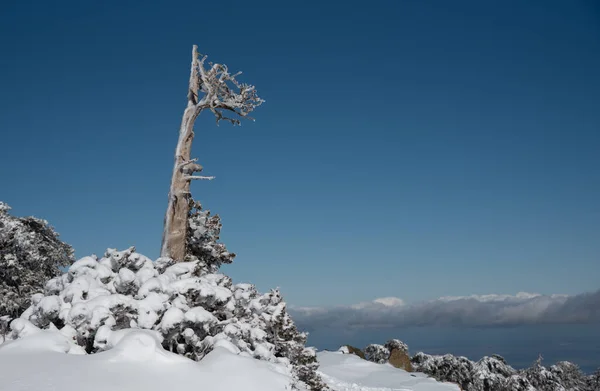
top-left (189, 45), bottom-right (264, 125)
top-left (185, 175), bottom-right (215, 181)
top-left (177, 158), bottom-right (198, 169)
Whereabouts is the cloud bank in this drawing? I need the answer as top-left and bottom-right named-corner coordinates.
top-left (290, 290), bottom-right (600, 331)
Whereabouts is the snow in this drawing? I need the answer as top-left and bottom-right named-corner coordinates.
top-left (318, 351), bottom-right (460, 391)
top-left (0, 329), bottom-right (293, 391)
top-left (0, 327), bottom-right (461, 391)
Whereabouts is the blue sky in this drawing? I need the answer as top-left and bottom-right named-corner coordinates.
top-left (1, 0), bottom-right (599, 307)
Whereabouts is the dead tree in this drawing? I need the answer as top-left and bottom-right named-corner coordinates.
top-left (160, 45), bottom-right (263, 261)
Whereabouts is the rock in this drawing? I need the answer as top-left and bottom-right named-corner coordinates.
top-left (389, 347), bottom-right (413, 372)
top-left (341, 345), bottom-right (366, 360)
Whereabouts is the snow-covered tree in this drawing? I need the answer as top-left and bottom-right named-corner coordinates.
top-left (411, 350), bottom-right (592, 391)
top-left (470, 355), bottom-right (528, 391)
top-left (185, 200), bottom-right (235, 274)
top-left (522, 356), bottom-right (566, 391)
top-left (587, 368), bottom-right (600, 391)
top-left (550, 361), bottom-right (587, 391)
top-left (411, 352), bottom-right (475, 391)
top-left (161, 45), bottom-right (263, 262)
top-left (364, 343), bottom-right (390, 364)
top-left (0, 202), bottom-right (74, 317)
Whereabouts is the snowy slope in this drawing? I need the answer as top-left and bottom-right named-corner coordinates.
top-left (0, 330), bottom-right (458, 391)
top-left (0, 329), bottom-right (294, 391)
top-left (318, 351), bottom-right (460, 391)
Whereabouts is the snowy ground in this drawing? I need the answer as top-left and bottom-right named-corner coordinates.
top-left (318, 351), bottom-right (459, 391)
top-left (0, 330), bottom-right (458, 391)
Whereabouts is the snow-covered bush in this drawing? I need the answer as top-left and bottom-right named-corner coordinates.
top-left (411, 352), bottom-right (475, 391)
top-left (364, 343), bottom-right (390, 364)
top-left (385, 338), bottom-right (409, 354)
top-left (470, 355), bottom-right (530, 391)
top-left (3, 202), bottom-right (325, 390)
top-left (550, 361), bottom-right (588, 391)
top-left (522, 356), bottom-right (566, 391)
top-left (411, 351), bottom-right (599, 391)
top-left (587, 368), bottom-right (600, 391)
top-left (0, 202), bottom-right (74, 317)
top-left (185, 200), bottom-right (235, 274)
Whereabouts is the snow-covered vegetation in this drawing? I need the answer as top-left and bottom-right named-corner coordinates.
top-left (412, 351), bottom-right (599, 391)
top-left (0, 201), bottom-right (325, 390)
top-left (1, 201), bottom-right (598, 391)
top-left (340, 339), bottom-right (600, 391)
top-left (0, 202), bottom-right (74, 318)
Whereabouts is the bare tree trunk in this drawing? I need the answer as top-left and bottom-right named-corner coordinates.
top-left (160, 46), bottom-right (201, 261)
top-left (160, 45), bottom-right (262, 261)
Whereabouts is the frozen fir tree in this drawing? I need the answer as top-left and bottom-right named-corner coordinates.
top-left (0, 202), bottom-right (74, 317)
top-left (2, 203), bottom-right (326, 390)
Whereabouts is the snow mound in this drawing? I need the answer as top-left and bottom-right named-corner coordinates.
top-left (101, 330), bottom-right (190, 364)
top-left (0, 330), bottom-right (294, 391)
top-left (318, 351), bottom-right (460, 391)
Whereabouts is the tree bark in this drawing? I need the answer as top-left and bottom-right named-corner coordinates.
top-left (160, 46), bottom-right (201, 261)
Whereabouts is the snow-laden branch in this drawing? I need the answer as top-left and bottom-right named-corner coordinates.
top-left (189, 45), bottom-right (264, 125)
top-left (177, 158), bottom-right (198, 169)
top-left (185, 175), bottom-right (215, 181)
top-left (178, 158), bottom-right (203, 175)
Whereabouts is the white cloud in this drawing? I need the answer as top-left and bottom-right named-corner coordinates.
top-left (289, 290), bottom-right (600, 331)
top-left (350, 297), bottom-right (406, 310)
top-left (373, 297), bottom-right (405, 307)
top-left (437, 292), bottom-right (543, 303)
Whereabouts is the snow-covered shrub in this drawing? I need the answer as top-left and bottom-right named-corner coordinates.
top-left (411, 351), bottom-right (596, 391)
top-left (550, 361), bottom-right (588, 391)
top-left (364, 343), bottom-right (390, 364)
top-left (385, 338), bottom-right (409, 354)
top-left (411, 352), bottom-right (474, 391)
top-left (185, 200), bottom-right (235, 274)
top-left (0, 315), bottom-right (11, 343)
top-left (587, 368), bottom-right (600, 391)
top-left (0, 202), bottom-right (74, 317)
top-left (4, 203), bottom-right (326, 390)
top-left (522, 356), bottom-right (566, 391)
top-left (470, 355), bottom-right (525, 391)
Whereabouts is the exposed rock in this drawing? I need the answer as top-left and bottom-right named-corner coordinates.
top-left (340, 345), bottom-right (366, 360)
top-left (389, 347), bottom-right (413, 372)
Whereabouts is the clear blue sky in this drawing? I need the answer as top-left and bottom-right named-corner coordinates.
top-left (1, 0), bottom-right (599, 307)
